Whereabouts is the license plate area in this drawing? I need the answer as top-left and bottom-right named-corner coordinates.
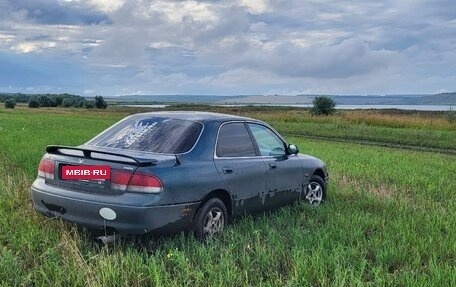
top-left (57, 164), bottom-right (110, 192)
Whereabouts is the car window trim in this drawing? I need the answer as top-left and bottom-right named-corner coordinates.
top-left (214, 121), bottom-right (257, 158)
top-left (214, 120), bottom-right (288, 160)
top-left (245, 122), bottom-right (288, 157)
top-left (244, 122), bottom-right (261, 156)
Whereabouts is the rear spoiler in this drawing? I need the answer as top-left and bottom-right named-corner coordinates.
top-left (45, 145), bottom-right (157, 167)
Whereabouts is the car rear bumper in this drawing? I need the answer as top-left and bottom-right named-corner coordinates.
top-left (30, 179), bottom-right (200, 235)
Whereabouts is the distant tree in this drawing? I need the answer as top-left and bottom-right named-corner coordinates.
top-left (37, 95), bottom-right (55, 107)
top-left (75, 99), bottom-right (86, 108)
top-left (84, 100), bottom-right (94, 109)
top-left (310, 96), bottom-right (336, 115)
top-left (445, 107), bottom-right (456, 123)
top-left (53, 95), bottom-right (64, 106)
top-left (28, 97), bottom-right (40, 108)
top-left (16, 93), bottom-right (29, 103)
top-left (0, 93), bottom-right (29, 103)
top-left (4, 98), bottom-right (16, 109)
top-left (94, 95), bottom-right (107, 109)
top-left (62, 98), bottom-right (75, 107)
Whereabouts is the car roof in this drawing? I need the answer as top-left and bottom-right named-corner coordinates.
top-left (130, 111), bottom-right (259, 123)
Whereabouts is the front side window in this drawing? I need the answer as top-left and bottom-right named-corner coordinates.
top-left (248, 124), bottom-right (285, 156)
top-left (216, 123), bottom-right (256, 157)
top-left (86, 116), bottom-right (203, 154)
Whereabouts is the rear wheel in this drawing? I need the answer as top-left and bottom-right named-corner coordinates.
top-left (305, 175), bottom-right (326, 205)
top-left (194, 198), bottom-right (227, 240)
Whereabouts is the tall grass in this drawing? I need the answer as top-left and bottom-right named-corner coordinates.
top-left (445, 108), bottom-right (456, 123)
top-left (0, 106), bottom-right (455, 286)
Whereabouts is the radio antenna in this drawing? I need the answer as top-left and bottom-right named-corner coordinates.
top-left (170, 141), bottom-right (181, 166)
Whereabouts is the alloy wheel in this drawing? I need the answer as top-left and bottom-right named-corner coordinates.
top-left (202, 207), bottom-right (224, 236)
top-left (306, 181), bottom-right (323, 205)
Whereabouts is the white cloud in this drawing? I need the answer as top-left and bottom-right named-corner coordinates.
top-left (89, 0), bottom-right (125, 12)
top-left (83, 89), bottom-right (95, 94)
top-left (149, 1), bottom-right (218, 23)
top-left (12, 41), bottom-right (57, 53)
top-left (59, 0), bottom-right (125, 12)
top-left (239, 0), bottom-right (271, 14)
top-left (0, 33), bottom-right (15, 42)
top-left (199, 68), bottom-right (285, 87)
top-left (1, 0), bottom-right (456, 95)
top-left (290, 30), bottom-right (350, 48)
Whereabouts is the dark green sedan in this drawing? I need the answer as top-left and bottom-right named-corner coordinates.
top-left (31, 112), bottom-right (328, 240)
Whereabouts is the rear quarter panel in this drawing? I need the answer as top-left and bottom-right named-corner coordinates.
top-left (142, 160), bottom-right (228, 205)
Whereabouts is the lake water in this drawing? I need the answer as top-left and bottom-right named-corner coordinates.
top-left (123, 104), bottom-right (454, 111)
top-left (284, 104), bottom-right (453, 111)
top-left (123, 104), bottom-right (169, 108)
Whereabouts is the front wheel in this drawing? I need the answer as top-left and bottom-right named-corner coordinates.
top-left (193, 198), bottom-right (227, 240)
top-left (305, 175), bottom-right (326, 205)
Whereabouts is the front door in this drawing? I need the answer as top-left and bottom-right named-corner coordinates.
top-left (213, 122), bottom-right (268, 215)
top-left (247, 123), bottom-right (303, 207)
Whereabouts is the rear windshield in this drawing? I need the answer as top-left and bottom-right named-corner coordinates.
top-left (86, 116), bottom-right (203, 154)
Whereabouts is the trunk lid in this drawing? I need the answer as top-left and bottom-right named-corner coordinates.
top-left (42, 145), bottom-right (172, 195)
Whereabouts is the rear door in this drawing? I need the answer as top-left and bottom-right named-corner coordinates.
top-left (213, 122), bottom-right (268, 214)
top-left (247, 123), bottom-right (303, 207)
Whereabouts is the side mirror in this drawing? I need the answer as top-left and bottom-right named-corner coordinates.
top-left (287, 144), bottom-right (299, 155)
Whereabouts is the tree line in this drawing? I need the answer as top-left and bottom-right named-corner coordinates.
top-left (1, 93), bottom-right (107, 109)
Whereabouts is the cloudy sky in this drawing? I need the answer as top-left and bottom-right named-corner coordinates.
top-left (0, 0), bottom-right (455, 96)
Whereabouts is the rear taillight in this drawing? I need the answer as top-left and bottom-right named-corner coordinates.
top-left (38, 158), bottom-right (55, 179)
top-left (111, 170), bottom-right (163, 193)
top-left (127, 172), bottom-right (163, 193)
top-left (110, 170), bottom-right (132, 191)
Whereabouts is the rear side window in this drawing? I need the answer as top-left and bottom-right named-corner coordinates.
top-left (87, 116), bottom-right (203, 154)
top-left (216, 123), bottom-right (256, 157)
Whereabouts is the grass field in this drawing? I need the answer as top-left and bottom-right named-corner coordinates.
top-left (0, 106), bottom-right (455, 286)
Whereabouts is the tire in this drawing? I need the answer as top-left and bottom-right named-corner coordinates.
top-left (305, 175), bottom-right (326, 205)
top-left (194, 198), bottom-right (228, 240)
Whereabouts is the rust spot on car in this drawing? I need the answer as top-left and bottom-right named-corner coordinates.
top-left (259, 192), bottom-right (267, 205)
top-left (180, 206), bottom-right (192, 217)
top-left (235, 198), bottom-right (246, 207)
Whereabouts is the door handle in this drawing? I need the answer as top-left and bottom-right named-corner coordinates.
top-left (222, 167), bottom-right (234, 174)
top-left (269, 163), bottom-right (277, 169)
